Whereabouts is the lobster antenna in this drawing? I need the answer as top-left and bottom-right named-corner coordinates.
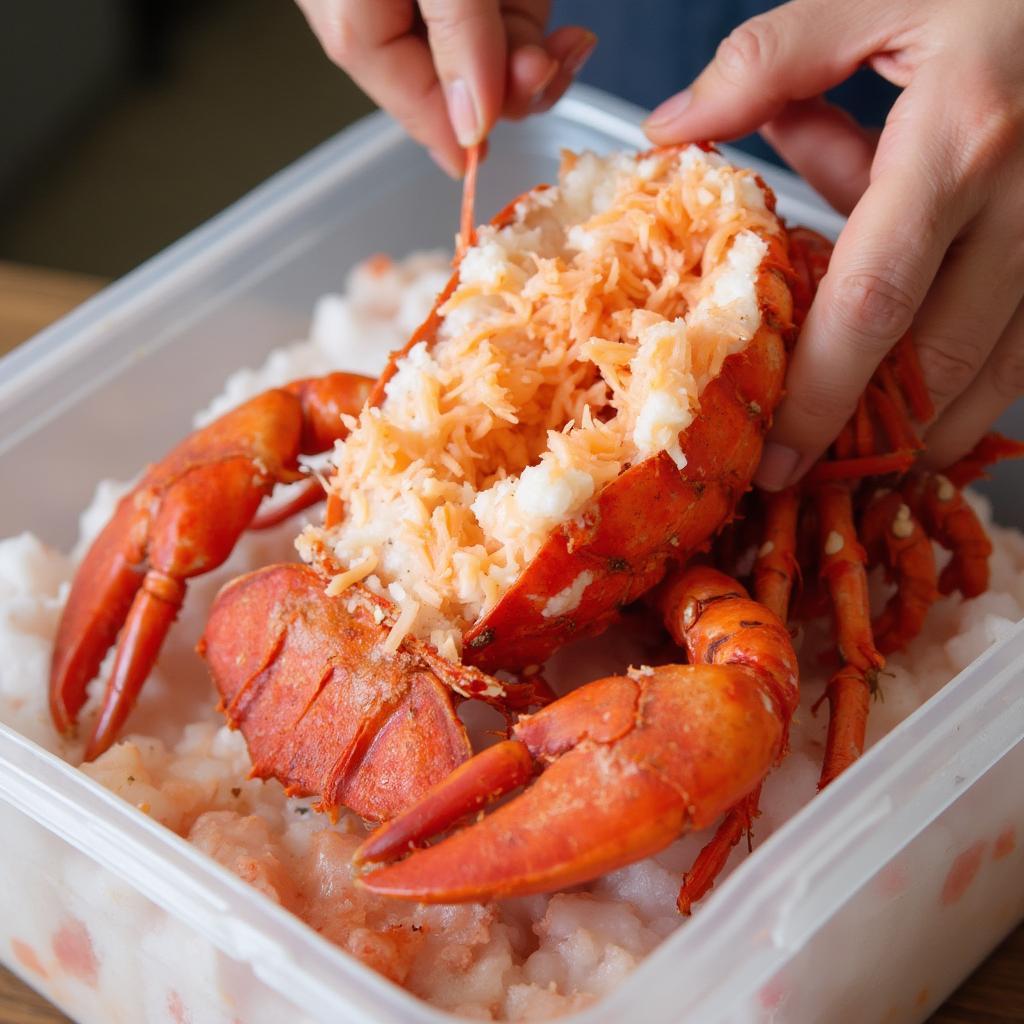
top-left (457, 143), bottom-right (481, 260)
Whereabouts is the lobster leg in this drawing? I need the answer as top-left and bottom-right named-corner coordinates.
top-left (51, 372), bottom-right (374, 758)
top-left (752, 487), bottom-right (801, 623)
top-left (355, 567), bottom-right (798, 904)
top-left (853, 394), bottom-right (875, 457)
top-left (806, 451), bottom-right (917, 483)
top-left (677, 487), bottom-right (800, 914)
top-left (900, 433), bottom-right (1024, 599)
top-left (788, 232), bottom-right (923, 483)
top-left (902, 472), bottom-right (993, 599)
top-left (786, 226), bottom-right (834, 329)
top-left (942, 432), bottom-right (1024, 489)
top-left (814, 482), bottom-right (884, 788)
top-left (859, 488), bottom-right (938, 654)
top-left (676, 792), bottom-right (758, 915)
top-left (867, 382), bottom-right (922, 455)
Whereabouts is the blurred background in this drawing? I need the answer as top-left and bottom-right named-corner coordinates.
top-left (1, 1), bottom-right (374, 280)
top-left (0, 0), bottom-right (900, 281)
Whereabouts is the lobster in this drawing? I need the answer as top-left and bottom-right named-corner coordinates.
top-left (346, 222), bottom-right (1019, 907)
top-left (49, 143), bottom-right (1021, 911)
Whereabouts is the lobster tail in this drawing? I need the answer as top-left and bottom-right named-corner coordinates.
top-left (201, 564), bottom-right (472, 822)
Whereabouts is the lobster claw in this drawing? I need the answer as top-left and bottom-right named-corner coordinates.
top-left (50, 373), bottom-right (374, 759)
top-left (201, 564), bottom-right (472, 822)
top-left (354, 568), bottom-right (799, 903)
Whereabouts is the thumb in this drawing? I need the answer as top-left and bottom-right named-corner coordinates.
top-left (643, 0), bottom-right (891, 144)
top-left (420, 0), bottom-right (507, 147)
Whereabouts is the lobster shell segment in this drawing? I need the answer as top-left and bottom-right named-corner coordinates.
top-left (200, 564), bottom-right (471, 822)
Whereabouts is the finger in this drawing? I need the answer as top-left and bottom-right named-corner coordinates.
top-left (504, 43), bottom-right (558, 119)
top-left (499, 0), bottom-right (556, 118)
top-left (908, 213), bottom-right (1023, 422)
top-left (755, 81), bottom-right (967, 490)
top-left (760, 98), bottom-right (876, 215)
top-left (642, 0), bottom-right (899, 144)
top-left (420, 0), bottom-right (507, 146)
top-left (525, 25), bottom-right (597, 116)
top-left (922, 301), bottom-right (1024, 469)
top-left (300, 0), bottom-right (466, 176)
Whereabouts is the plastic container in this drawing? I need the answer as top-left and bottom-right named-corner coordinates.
top-left (1, 86), bottom-right (1022, 1024)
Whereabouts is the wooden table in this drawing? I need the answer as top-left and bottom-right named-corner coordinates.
top-left (0, 263), bottom-right (1021, 1024)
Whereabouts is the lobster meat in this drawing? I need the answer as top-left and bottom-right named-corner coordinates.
top-left (49, 142), bottom-right (1021, 913)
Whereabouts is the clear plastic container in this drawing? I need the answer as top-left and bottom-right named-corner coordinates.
top-left (1, 86), bottom-right (1022, 1024)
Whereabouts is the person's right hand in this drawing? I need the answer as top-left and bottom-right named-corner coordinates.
top-left (643, 0), bottom-right (1024, 487)
top-left (295, 1), bottom-right (596, 177)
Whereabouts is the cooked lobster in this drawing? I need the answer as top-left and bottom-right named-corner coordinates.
top-left (49, 143), bottom-right (1021, 910)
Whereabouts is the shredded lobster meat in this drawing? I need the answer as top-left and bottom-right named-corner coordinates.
top-left (301, 146), bottom-right (783, 656)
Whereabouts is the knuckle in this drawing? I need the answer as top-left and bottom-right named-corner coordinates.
top-left (916, 337), bottom-right (982, 403)
top-left (716, 17), bottom-right (782, 85)
top-left (831, 270), bottom-right (918, 350)
top-left (422, 7), bottom-right (489, 54)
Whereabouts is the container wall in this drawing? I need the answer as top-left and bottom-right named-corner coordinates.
top-left (737, 738), bottom-right (1024, 1024)
top-left (2, 738), bottom-right (1022, 1024)
top-left (0, 90), bottom-right (1021, 1024)
top-left (0, 799), bottom-right (322, 1024)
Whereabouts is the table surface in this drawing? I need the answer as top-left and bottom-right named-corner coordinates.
top-left (0, 262), bottom-right (1022, 1024)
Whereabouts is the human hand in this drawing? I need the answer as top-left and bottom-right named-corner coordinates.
top-left (295, 1), bottom-right (596, 177)
top-left (644, 0), bottom-right (1024, 488)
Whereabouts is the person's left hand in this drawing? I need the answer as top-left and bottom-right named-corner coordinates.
top-left (644, 0), bottom-right (1024, 488)
top-left (295, 1), bottom-right (595, 177)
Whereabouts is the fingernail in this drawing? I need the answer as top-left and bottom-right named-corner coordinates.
top-left (445, 78), bottom-right (480, 147)
top-left (427, 147), bottom-right (461, 179)
top-left (754, 442), bottom-right (801, 492)
top-left (563, 32), bottom-right (597, 77)
top-left (644, 88), bottom-right (693, 131)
